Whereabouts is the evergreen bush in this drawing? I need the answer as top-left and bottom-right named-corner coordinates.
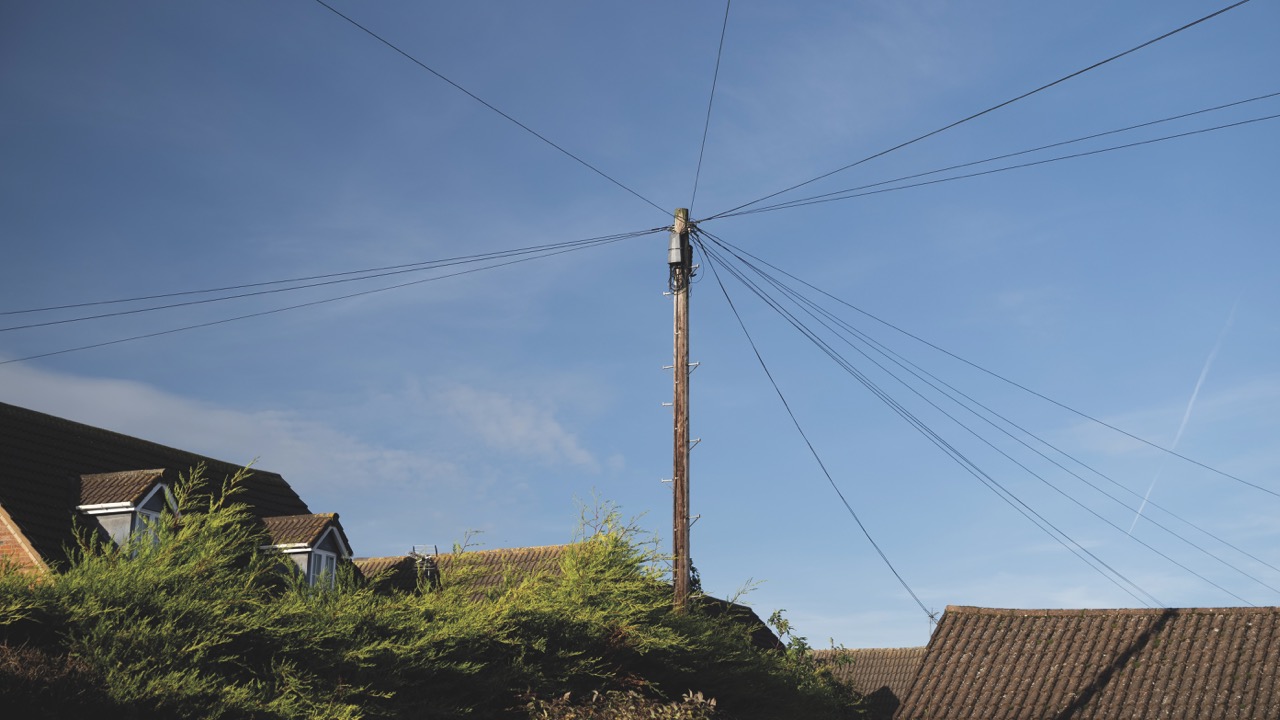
top-left (0, 466), bottom-right (863, 719)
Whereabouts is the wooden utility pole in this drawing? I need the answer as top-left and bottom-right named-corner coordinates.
top-left (669, 208), bottom-right (692, 613)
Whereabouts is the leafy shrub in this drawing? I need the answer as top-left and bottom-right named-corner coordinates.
top-left (527, 690), bottom-right (718, 720)
top-left (0, 467), bottom-right (863, 719)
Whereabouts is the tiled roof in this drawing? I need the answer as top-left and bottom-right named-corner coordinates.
top-left (896, 605), bottom-right (1280, 720)
top-left (353, 555), bottom-right (431, 592)
top-left (350, 546), bottom-right (572, 596)
top-left (353, 555), bottom-right (410, 578)
top-left (0, 401), bottom-right (310, 568)
top-left (434, 544), bottom-right (570, 591)
top-left (812, 647), bottom-right (924, 720)
top-left (261, 513), bottom-right (343, 548)
top-left (78, 469), bottom-right (167, 506)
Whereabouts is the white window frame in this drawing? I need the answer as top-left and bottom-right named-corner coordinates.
top-left (310, 549), bottom-right (338, 588)
top-left (133, 484), bottom-right (174, 545)
top-left (135, 507), bottom-right (163, 545)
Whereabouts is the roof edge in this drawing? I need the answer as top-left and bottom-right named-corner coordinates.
top-left (434, 542), bottom-right (575, 557)
top-left (0, 401), bottom-right (289, 481)
top-left (942, 604), bottom-right (1278, 617)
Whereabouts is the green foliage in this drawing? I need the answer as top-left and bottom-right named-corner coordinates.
top-left (0, 468), bottom-right (864, 719)
top-left (527, 690), bottom-right (719, 720)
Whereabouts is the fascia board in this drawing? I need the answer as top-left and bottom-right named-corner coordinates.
top-left (76, 502), bottom-right (136, 514)
top-left (262, 543), bottom-right (312, 554)
top-left (314, 525), bottom-right (353, 559)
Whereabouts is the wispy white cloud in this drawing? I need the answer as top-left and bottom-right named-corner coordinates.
top-left (1130, 300), bottom-right (1240, 532)
top-left (1054, 376), bottom-right (1280, 465)
top-left (0, 361), bottom-right (454, 491)
top-left (0, 361), bottom-right (485, 555)
top-left (439, 384), bottom-right (599, 471)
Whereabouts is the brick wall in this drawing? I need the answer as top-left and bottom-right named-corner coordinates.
top-left (0, 505), bottom-right (42, 569)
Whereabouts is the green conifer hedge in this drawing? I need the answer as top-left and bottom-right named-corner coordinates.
top-left (0, 467), bottom-right (863, 719)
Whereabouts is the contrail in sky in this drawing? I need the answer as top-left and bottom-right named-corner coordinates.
top-left (1128, 297), bottom-right (1240, 534)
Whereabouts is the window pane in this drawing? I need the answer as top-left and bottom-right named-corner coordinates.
top-left (136, 510), bottom-right (162, 545)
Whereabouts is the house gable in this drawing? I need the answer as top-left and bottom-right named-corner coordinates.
top-left (0, 501), bottom-right (43, 570)
top-left (0, 401), bottom-right (311, 569)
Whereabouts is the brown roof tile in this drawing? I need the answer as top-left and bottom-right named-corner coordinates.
top-left (350, 546), bottom-right (570, 596)
top-left (813, 647), bottom-right (925, 720)
top-left (0, 401), bottom-right (310, 568)
top-left (353, 555), bottom-right (431, 592)
top-left (261, 513), bottom-right (342, 548)
top-left (78, 469), bottom-right (167, 506)
top-left (434, 544), bottom-right (570, 591)
top-left (895, 605), bottom-right (1280, 720)
top-left (353, 555), bottom-right (409, 578)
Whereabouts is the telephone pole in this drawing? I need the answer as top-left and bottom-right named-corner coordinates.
top-left (668, 208), bottom-right (692, 613)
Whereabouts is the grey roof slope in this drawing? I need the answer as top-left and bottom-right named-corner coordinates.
top-left (812, 646), bottom-right (925, 720)
top-left (0, 401), bottom-right (309, 568)
top-left (895, 605), bottom-right (1280, 720)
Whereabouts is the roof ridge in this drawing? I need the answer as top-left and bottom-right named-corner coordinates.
top-left (440, 542), bottom-right (575, 555)
top-left (812, 646), bottom-right (926, 653)
top-left (0, 401), bottom-right (285, 479)
top-left (943, 604), bottom-right (1278, 616)
top-left (81, 468), bottom-right (168, 476)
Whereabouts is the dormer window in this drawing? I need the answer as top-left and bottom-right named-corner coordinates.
top-left (310, 549), bottom-right (338, 586)
top-left (134, 505), bottom-right (164, 544)
top-left (260, 513), bottom-right (352, 588)
top-left (77, 469), bottom-right (178, 547)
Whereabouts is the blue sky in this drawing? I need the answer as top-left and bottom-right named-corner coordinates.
top-left (2, 1), bottom-right (1277, 647)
